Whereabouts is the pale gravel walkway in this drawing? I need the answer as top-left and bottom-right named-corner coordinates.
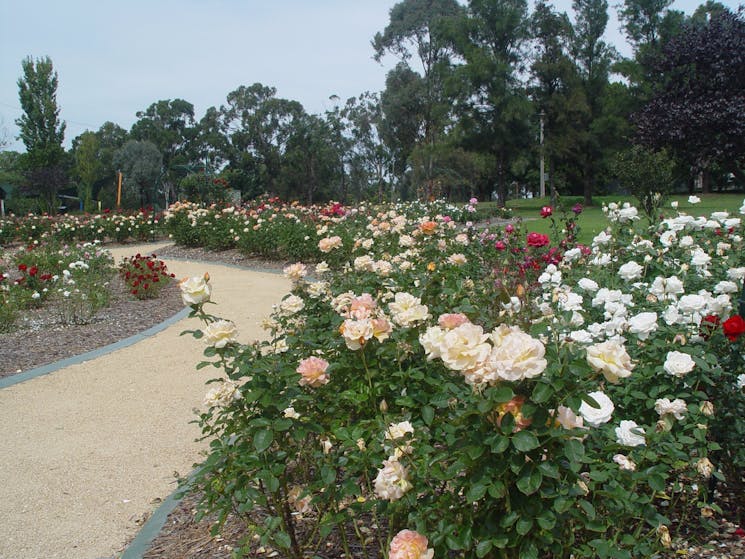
top-left (0, 243), bottom-right (291, 559)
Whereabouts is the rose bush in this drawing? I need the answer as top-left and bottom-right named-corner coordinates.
top-left (180, 199), bottom-right (745, 558)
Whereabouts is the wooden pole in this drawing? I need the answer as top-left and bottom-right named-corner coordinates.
top-left (116, 171), bottom-right (122, 208)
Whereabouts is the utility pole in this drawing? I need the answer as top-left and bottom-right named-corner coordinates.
top-left (539, 110), bottom-right (546, 199)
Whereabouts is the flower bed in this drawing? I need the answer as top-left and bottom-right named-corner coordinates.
top-left (178, 197), bottom-right (745, 558)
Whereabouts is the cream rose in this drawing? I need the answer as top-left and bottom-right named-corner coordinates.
top-left (374, 457), bottom-right (412, 501)
top-left (585, 340), bottom-right (634, 383)
top-left (203, 319), bottom-right (238, 348)
top-left (179, 274), bottom-right (212, 305)
top-left (488, 328), bottom-right (547, 381)
top-left (203, 380), bottom-right (241, 408)
top-left (388, 292), bottom-right (430, 327)
top-left (439, 322), bottom-right (491, 371)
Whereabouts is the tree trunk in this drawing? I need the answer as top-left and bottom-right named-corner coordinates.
top-left (583, 159), bottom-right (593, 207)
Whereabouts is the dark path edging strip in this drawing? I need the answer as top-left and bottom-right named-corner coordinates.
top-left (0, 307), bottom-right (190, 390)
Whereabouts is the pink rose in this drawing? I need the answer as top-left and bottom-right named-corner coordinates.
top-left (296, 356), bottom-right (330, 387)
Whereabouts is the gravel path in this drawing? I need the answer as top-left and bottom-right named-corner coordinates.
top-left (0, 243), bottom-right (291, 559)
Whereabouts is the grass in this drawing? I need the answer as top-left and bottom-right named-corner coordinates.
top-left (479, 193), bottom-right (745, 246)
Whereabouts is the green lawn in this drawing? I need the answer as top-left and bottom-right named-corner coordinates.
top-left (481, 193), bottom-right (744, 245)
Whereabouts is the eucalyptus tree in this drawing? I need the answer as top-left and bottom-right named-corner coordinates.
top-left (340, 92), bottom-right (393, 201)
top-left (280, 113), bottom-right (339, 204)
top-left (16, 56), bottom-right (67, 213)
top-left (373, 0), bottom-right (463, 198)
top-left (71, 131), bottom-right (101, 211)
top-left (112, 140), bottom-right (162, 209)
top-left (219, 83), bottom-right (304, 196)
top-left (130, 99), bottom-right (197, 203)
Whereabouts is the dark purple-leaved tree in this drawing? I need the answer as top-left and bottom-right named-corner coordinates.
top-left (633, 8), bottom-right (745, 191)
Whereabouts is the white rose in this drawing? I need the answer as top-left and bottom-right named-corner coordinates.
top-left (688, 195), bottom-right (701, 204)
top-left (374, 457), bottom-right (412, 501)
top-left (615, 420), bottom-right (646, 447)
top-left (419, 326), bottom-right (446, 360)
top-left (579, 391), bottom-right (615, 427)
top-left (613, 453), bottom-right (637, 471)
top-left (577, 278), bottom-right (599, 292)
top-left (341, 318), bottom-right (374, 350)
top-left (203, 319), bottom-right (238, 348)
top-left (385, 421), bottom-right (415, 440)
top-left (627, 312), bottom-right (658, 340)
top-left (654, 398), bottom-right (688, 420)
top-left (618, 261), bottom-right (644, 281)
top-left (664, 351), bottom-right (695, 377)
top-left (179, 275), bottom-right (212, 305)
top-left (586, 340), bottom-right (634, 383)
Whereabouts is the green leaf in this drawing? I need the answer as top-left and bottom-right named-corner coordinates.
top-left (647, 473), bottom-right (666, 492)
top-left (516, 517), bottom-right (534, 535)
top-left (564, 439), bottom-right (585, 463)
top-left (466, 482), bottom-right (488, 502)
top-left (516, 468), bottom-right (543, 495)
top-left (321, 466), bottom-right (336, 485)
top-left (476, 540), bottom-right (493, 558)
top-left (274, 530), bottom-right (292, 550)
top-left (422, 405), bottom-right (435, 426)
top-left (512, 430), bottom-right (540, 452)
top-left (253, 429), bottom-right (274, 453)
top-left (532, 382), bottom-right (553, 403)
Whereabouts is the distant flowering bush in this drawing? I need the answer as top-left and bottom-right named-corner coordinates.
top-left (118, 253), bottom-right (175, 300)
top-left (181, 198), bottom-right (745, 558)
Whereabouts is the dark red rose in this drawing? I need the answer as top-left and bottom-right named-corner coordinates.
top-left (18, 263), bottom-right (28, 272)
top-left (540, 206), bottom-right (553, 218)
top-left (723, 315), bottom-right (745, 342)
top-left (699, 314), bottom-right (721, 340)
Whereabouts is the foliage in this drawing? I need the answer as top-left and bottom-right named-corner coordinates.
top-left (118, 253), bottom-right (175, 300)
top-left (634, 8), bottom-right (745, 176)
top-left (112, 140), bottom-right (163, 209)
top-left (73, 131), bottom-right (102, 211)
top-left (612, 145), bottom-right (675, 221)
top-left (179, 198), bottom-right (745, 558)
top-left (3, 240), bottom-right (115, 328)
top-left (15, 56), bottom-right (67, 214)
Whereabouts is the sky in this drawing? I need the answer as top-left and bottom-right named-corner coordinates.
top-left (1, 0), bottom-right (742, 153)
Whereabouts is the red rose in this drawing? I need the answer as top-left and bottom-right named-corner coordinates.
top-left (722, 315), bottom-right (745, 342)
top-left (540, 206), bottom-right (553, 218)
top-left (527, 232), bottom-right (550, 247)
top-left (18, 263), bottom-right (28, 272)
top-left (29, 266), bottom-right (38, 277)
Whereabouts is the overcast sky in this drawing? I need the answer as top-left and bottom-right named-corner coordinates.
top-left (1, 0), bottom-right (741, 152)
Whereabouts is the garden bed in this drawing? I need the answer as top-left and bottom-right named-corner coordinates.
top-left (0, 274), bottom-right (183, 378)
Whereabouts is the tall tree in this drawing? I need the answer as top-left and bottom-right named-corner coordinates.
top-left (220, 83), bottom-right (304, 196)
top-left (449, 0), bottom-right (532, 205)
top-left (634, 8), bottom-right (745, 191)
top-left (341, 92), bottom-right (392, 201)
top-left (571, 0), bottom-right (616, 205)
top-left (529, 0), bottom-right (588, 200)
top-left (280, 114), bottom-right (339, 204)
top-left (72, 131), bottom-right (101, 211)
top-left (373, 0), bottom-right (462, 198)
top-left (16, 56), bottom-right (67, 213)
top-left (130, 99), bottom-right (196, 204)
top-left (113, 140), bottom-right (162, 209)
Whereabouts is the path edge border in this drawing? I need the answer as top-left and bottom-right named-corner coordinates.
top-left (0, 307), bottom-right (191, 390)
